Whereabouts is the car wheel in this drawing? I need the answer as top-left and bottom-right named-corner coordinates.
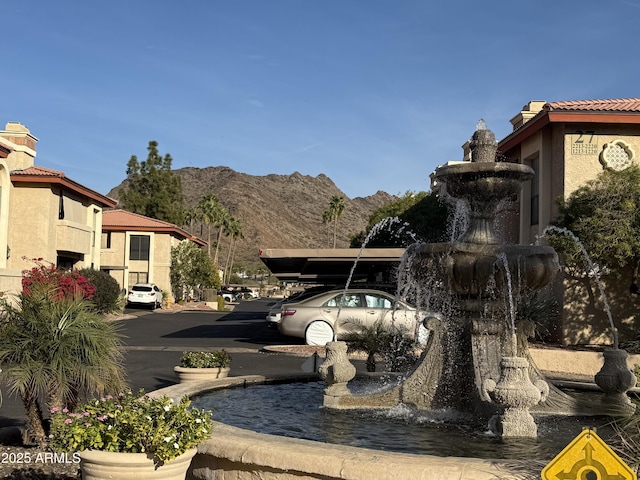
top-left (305, 321), bottom-right (334, 346)
top-left (150, 302), bottom-right (156, 311)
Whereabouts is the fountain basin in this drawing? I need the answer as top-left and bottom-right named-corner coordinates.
top-left (191, 420), bottom-right (546, 480)
top-left (433, 161), bottom-right (534, 202)
top-left (409, 242), bottom-right (559, 297)
top-left (149, 350), bottom-right (640, 480)
top-left (151, 376), bottom-right (546, 480)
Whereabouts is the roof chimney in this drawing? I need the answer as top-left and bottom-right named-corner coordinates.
top-left (509, 101), bottom-right (547, 130)
top-left (0, 122), bottom-right (38, 170)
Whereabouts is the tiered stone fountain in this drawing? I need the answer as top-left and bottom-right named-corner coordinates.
top-left (320, 122), bottom-right (635, 437)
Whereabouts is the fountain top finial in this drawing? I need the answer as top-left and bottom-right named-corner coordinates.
top-left (470, 120), bottom-right (497, 163)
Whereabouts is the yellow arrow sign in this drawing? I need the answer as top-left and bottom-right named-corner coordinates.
top-left (542, 428), bottom-right (637, 480)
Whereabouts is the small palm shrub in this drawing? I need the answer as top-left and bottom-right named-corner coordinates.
top-left (80, 268), bottom-right (123, 314)
top-left (179, 350), bottom-right (231, 368)
top-left (342, 319), bottom-right (420, 372)
top-left (0, 275), bottom-right (126, 446)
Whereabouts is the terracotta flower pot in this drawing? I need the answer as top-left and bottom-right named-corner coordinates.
top-left (174, 365), bottom-right (230, 382)
top-left (79, 447), bottom-right (197, 480)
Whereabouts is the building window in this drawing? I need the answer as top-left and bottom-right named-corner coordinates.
top-left (58, 191), bottom-right (65, 220)
top-left (101, 232), bottom-right (111, 249)
top-left (129, 235), bottom-right (150, 260)
top-left (530, 157), bottom-right (539, 226)
top-left (128, 271), bottom-right (148, 285)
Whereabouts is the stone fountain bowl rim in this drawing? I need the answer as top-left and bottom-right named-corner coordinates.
top-left (433, 161), bottom-right (534, 179)
top-left (147, 364), bottom-right (635, 480)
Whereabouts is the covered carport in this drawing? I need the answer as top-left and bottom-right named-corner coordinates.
top-left (258, 248), bottom-right (406, 285)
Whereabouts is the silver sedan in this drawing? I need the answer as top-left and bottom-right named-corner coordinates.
top-left (277, 288), bottom-right (427, 345)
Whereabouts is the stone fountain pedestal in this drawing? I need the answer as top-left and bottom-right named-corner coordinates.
top-left (319, 341), bottom-right (356, 406)
top-left (483, 355), bottom-right (549, 437)
top-left (594, 348), bottom-right (637, 414)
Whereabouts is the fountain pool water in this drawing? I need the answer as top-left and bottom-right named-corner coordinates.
top-left (190, 379), bottom-right (616, 460)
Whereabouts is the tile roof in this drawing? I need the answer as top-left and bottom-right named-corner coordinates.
top-left (11, 166), bottom-right (117, 207)
top-left (103, 209), bottom-right (206, 246)
top-left (103, 209), bottom-right (175, 229)
top-left (546, 97), bottom-right (640, 112)
top-left (11, 165), bottom-right (66, 178)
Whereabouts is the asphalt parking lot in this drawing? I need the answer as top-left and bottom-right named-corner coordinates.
top-left (0, 298), bottom-right (340, 430)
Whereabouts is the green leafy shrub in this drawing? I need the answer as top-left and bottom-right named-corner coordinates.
top-left (49, 390), bottom-right (213, 464)
top-left (80, 268), bottom-right (123, 314)
top-left (217, 295), bottom-right (225, 310)
top-left (179, 350), bottom-right (231, 368)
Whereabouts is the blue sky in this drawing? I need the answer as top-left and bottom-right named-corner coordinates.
top-left (3, 1), bottom-right (640, 199)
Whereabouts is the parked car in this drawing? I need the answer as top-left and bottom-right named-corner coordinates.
top-left (278, 288), bottom-right (428, 345)
top-left (219, 289), bottom-right (239, 303)
top-left (237, 286), bottom-right (259, 300)
top-left (127, 283), bottom-right (163, 310)
top-left (266, 286), bottom-right (336, 326)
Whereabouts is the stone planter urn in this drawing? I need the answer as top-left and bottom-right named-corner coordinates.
top-left (78, 447), bottom-right (197, 480)
top-left (174, 366), bottom-right (230, 383)
top-left (594, 348), bottom-right (637, 413)
top-left (319, 341), bottom-right (356, 397)
top-left (483, 356), bottom-right (549, 438)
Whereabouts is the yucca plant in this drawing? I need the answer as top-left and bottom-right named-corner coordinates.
top-left (0, 281), bottom-right (127, 446)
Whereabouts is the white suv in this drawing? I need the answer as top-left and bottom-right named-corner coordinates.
top-left (127, 283), bottom-right (162, 310)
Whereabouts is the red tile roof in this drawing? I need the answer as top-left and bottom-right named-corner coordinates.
top-left (499, 97), bottom-right (640, 152)
top-left (546, 97), bottom-right (640, 112)
top-left (103, 209), bottom-right (206, 246)
top-left (11, 165), bottom-right (117, 207)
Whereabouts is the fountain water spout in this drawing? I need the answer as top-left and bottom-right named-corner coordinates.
top-left (540, 226), bottom-right (636, 410)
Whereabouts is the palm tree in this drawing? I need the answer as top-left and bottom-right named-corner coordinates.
top-left (183, 205), bottom-right (201, 236)
top-left (321, 210), bottom-right (332, 247)
top-left (0, 283), bottom-right (126, 446)
top-left (198, 194), bottom-right (229, 263)
top-left (223, 216), bottom-right (244, 284)
top-left (323, 195), bottom-right (346, 248)
top-left (213, 208), bottom-right (231, 267)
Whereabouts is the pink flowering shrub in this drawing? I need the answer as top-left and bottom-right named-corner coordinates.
top-left (21, 258), bottom-right (96, 300)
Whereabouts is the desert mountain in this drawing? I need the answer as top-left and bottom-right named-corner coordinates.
top-left (108, 166), bottom-right (397, 272)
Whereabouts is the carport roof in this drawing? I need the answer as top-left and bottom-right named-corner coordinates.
top-left (258, 248), bottom-right (406, 284)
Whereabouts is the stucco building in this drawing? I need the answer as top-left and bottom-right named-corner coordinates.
top-left (101, 209), bottom-right (206, 299)
top-left (497, 98), bottom-right (640, 345)
top-left (0, 122), bottom-right (116, 294)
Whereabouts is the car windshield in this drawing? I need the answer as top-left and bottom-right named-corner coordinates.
top-left (132, 286), bottom-right (153, 292)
